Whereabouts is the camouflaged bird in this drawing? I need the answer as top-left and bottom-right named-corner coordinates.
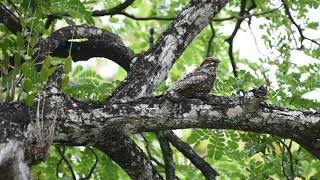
top-left (165, 57), bottom-right (220, 100)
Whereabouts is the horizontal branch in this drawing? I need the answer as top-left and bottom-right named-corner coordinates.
top-left (2, 92), bottom-right (320, 158)
top-left (212, 6), bottom-right (282, 22)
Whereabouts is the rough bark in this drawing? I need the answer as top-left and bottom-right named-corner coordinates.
top-left (110, 0), bottom-right (231, 101)
top-left (1, 0), bottom-right (320, 179)
top-left (0, 2), bottom-right (22, 34)
top-left (34, 25), bottom-right (136, 71)
top-left (1, 91), bottom-right (320, 158)
top-left (95, 132), bottom-right (163, 180)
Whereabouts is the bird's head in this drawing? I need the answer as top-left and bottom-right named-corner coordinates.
top-left (200, 57), bottom-right (220, 75)
top-left (200, 57), bottom-right (220, 68)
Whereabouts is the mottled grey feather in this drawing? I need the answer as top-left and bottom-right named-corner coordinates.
top-left (165, 58), bottom-right (220, 99)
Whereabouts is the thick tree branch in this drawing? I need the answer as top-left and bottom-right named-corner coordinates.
top-left (110, 0), bottom-right (231, 101)
top-left (95, 131), bottom-right (163, 180)
top-left (164, 131), bottom-right (219, 179)
top-left (0, 2), bottom-right (22, 34)
top-left (2, 90), bottom-right (320, 158)
top-left (34, 25), bottom-right (136, 71)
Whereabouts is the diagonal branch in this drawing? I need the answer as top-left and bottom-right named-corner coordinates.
top-left (45, 0), bottom-right (174, 29)
top-left (80, 147), bottom-right (99, 180)
top-left (110, 0), bottom-right (231, 102)
top-left (95, 131), bottom-right (163, 180)
top-left (0, 2), bottom-right (22, 34)
top-left (207, 22), bottom-right (215, 57)
top-left (280, 0), bottom-right (320, 48)
top-left (164, 131), bottom-right (219, 179)
top-left (92, 0), bottom-right (135, 16)
top-left (55, 146), bottom-right (77, 180)
top-left (212, 5), bottom-right (281, 22)
top-left (45, 0), bottom-right (135, 28)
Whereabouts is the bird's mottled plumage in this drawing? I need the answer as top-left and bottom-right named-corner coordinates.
top-left (165, 57), bottom-right (220, 100)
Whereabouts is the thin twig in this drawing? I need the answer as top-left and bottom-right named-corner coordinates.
top-left (279, 140), bottom-right (295, 179)
top-left (225, 0), bottom-right (248, 78)
top-left (80, 147), bottom-right (99, 180)
top-left (281, 0), bottom-right (320, 48)
top-left (92, 0), bottom-right (135, 16)
top-left (206, 22), bottom-right (215, 57)
top-left (55, 146), bottom-right (65, 178)
top-left (279, 140), bottom-right (290, 180)
top-left (212, 6), bottom-right (281, 22)
top-left (141, 134), bottom-right (165, 168)
top-left (55, 146), bottom-right (77, 180)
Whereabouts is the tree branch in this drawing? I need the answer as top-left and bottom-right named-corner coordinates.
top-left (80, 147), bottom-right (99, 180)
top-left (55, 146), bottom-right (77, 180)
top-left (206, 22), bottom-right (215, 57)
top-left (156, 131), bottom-right (175, 180)
top-left (2, 88), bottom-right (320, 158)
top-left (95, 131), bottom-right (163, 180)
top-left (212, 6), bottom-right (281, 22)
top-left (280, 0), bottom-right (320, 48)
top-left (0, 2), bottom-right (22, 34)
top-left (115, 12), bottom-right (175, 21)
top-left (45, 0), bottom-right (174, 29)
top-left (33, 25), bottom-right (136, 71)
top-left (164, 131), bottom-right (219, 179)
top-left (92, 0), bottom-right (135, 16)
top-left (110, 0), bottom-right (231, 102)
top-left (225, 0), bottom-right (247, 78)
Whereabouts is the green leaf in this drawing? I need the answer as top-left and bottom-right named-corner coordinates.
top-left (25, 93), bottom-right (36, 107)
top-left (61, 75), bottom-right (70, 89)
top-left (64, 56), bottom-right (72, 74)
top-left (23, 78), bottom-right (33, 92)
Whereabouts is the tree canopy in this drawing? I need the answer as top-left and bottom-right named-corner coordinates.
top-left (0, 0), bottom-right (319, 179)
